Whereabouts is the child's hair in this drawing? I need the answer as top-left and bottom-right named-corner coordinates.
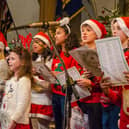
top-left (9, 46), bottom-right (32, 80)
top-left (54, 25), bottom-right (80, 57)
top-left (32, 47), bottom-right (53, 61)
top-left (0, 50), bottom-right (5, 60)
top-left (111, 17), bottom-right (129, 37)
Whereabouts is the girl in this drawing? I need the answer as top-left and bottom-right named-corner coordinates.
top-left (30, 31), bottom-right (53, 129)
top-left (51, 24), bottom-right (82, 129)
top-left (0, 46), bottom-right (32, 129)
top-left (100, 17), bottom-right (129, 129)
top-left (77, 19), bottom-right (107, 129)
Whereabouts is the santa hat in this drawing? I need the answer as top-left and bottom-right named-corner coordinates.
top-left (112, 17), bottom-right (129, 37)
top-left (33, 32), bottom-right (51, 48)
top-left (80, 19), bottom-right (107, 39)
top-left (0, 32), bottom-right (7, 47)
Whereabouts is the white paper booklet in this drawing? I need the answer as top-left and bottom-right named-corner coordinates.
top-left (56, 66), bottom-right (91, 102)
top-left (95, 37), bottom-right (129, 86)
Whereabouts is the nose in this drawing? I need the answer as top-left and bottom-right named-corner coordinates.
top-left (33, 42), bottom-right (38, 47)
top-left (8, 59), bottom-right (11, 64)
top-left (55, 34), bottom-right (57, 39)
top-left (82, 30), bottom-right (87, 35)
top-left (112, 30), bottom-right (117, 36)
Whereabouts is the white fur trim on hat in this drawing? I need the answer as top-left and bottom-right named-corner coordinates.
top-left (0, 42), bottom-right (5, 50)
top-left (33, 35), bottom-right (50, 48)
top-left (115, 18), bottom-right (129, 37)
top-left (81, 20), bottom-right (102, 38)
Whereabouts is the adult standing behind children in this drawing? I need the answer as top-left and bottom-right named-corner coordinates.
top-left (76, 19), bottom-right (107, 129)
top-left (0, 46), bottom-right (32, 129)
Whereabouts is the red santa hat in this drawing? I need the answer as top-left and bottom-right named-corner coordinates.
top-left (0, 32), bottom-right (7, 47)
top-left (33, 31), bottom-right (51, 48)
top-left (112, 17), bottom-right (129, 37)
top-left (80, 19), bottom-right (107, 39)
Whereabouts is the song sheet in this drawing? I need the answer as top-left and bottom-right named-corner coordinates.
top-left (69, 46), bottom-right (101, 76)
top-left (33, 61), bottom-right (57, 84)
top-left (95, 37), bottom-right (129, 86)
top-left (56, 66), bottom-right (91, 102)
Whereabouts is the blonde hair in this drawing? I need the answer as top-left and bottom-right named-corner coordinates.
top-left (0, 50), bottom-right (5, 60)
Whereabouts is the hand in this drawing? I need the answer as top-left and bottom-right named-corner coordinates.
top-left (124, 71), bottom-right (129, 83)
top-left (8, 120), bottom-right (16, 129)
top-left (73, 106), bottom-right (83, 116)
top-left (51, 71), bottom-right (61, 76)
top-left (32, 67), bottom-right (38, 75)
top-left (77, 78), bottom-right (91, 89)
top-left (81, 69), bottom-right (94, 79)
top-left (100, 74), bottom-right (112, 96)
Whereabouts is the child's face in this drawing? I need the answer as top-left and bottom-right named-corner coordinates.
top-left (8, 52), bottom-right (21, 73)
top-left (32, 38), bottom-right (46, 54)
top-left (111, 22), bottom-right (128, 44)
top-left (81, 25), bottom-right (97, 45)
top-left (55, 27), bottom-right (68, 45)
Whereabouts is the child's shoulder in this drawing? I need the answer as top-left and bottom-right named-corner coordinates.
top-left (19, 76), bottom-right (31, 82)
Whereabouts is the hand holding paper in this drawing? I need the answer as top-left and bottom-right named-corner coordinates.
top-left (96, 37), bottom-right (129, 86)
top-left (69, 46), bottom-right (101, 76)
top-left (56, 66), bottom-right (91, 102)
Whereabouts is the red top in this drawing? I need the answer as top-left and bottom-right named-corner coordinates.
top-left (0, 32), bottom-right (7, 46)
top-left (51, 51), bottom-right (83, 96)
top-left (100, 49), bottom-right (129, 108)
top-left (107, 50), bottom-right (129, 129)
top-left (71, 72), bottom-right (102, 107)
top-left (78, 76), bottom-right (102, 104)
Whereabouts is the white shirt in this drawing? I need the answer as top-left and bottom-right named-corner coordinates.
top-left (1, 76), bottom-right (31, 124)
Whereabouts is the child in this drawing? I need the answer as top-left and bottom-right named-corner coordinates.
top-left (51, 24), bottom-right (82, 129)
top-left (77, 19), bottom-right (107, 129)
top-left (30, 31), bottom-right (53, 129)
top-left (100, 16), bottom-right (129, 129)
top-left (100, 17), bottom-right (129, 129)
top-left (0, 46), bottom-right (32, 129)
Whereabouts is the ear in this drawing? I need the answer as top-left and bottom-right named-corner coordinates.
top-left (44, 44), bottom-right (48, 48)
top-left (65, 34), bottom-right (69, 40)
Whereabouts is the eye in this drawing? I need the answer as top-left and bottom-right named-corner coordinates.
top-left (87, 28), bottom-right (91, 32)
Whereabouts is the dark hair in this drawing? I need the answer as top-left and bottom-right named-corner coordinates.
top-left (32, 47), bottom-right (53, 61)
top-left (9, 46), bottom-right (32, 80)
top-left (32, 38), bottom-right (53, 61)
top-left (54, 25), bottom-right (80, 57)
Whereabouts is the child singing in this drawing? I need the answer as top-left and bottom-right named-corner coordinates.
top-left (100, 17), bottom-right (129, 129)
top-left (0, 46), bottom-right (32, 129)
top-left (77, 19), bottom-right (107, 129)
top-left (30, 31), bottom-right (53, 129)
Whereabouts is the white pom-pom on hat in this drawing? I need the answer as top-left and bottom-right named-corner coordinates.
top-left (59, 17), bottom-right (70, 26)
